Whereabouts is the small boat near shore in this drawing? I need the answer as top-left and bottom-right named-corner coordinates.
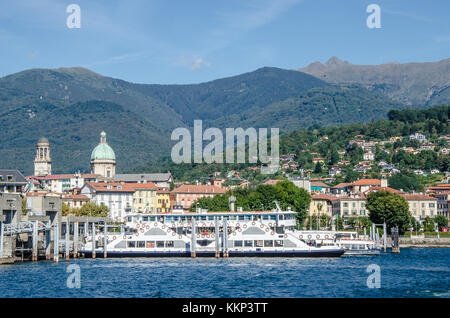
top-left (294, 230), bottom-right (381, 255)
top-left (80, 210), bottom-right (345, 258)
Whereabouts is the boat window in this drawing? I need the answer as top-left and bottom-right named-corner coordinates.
top-left (143, 216), bottom-right (149, 222)
top-left (244, 215), bottom-right (252, 221)
top-left (244, 240), bottom-right (253, 247)
top-left (201, 216), bottom-right (207, 221)
top-left (207, 216), bottom-right (214, 221)
top-left (234, 240), bottom-right (243, 247)
top-left (230, 215), bottom-right (237, 220)
top-left (165, 241), bottom-right (174, 248)
top-left (127, 241), bottom-right (136, 248)
top-left (137, 241), bottom-right (145, 248)
top-left (127, 217), bottom-right (132, 222)
top-left (146, 241), bottom-right (155, 248)
top-left (149, 216), bottom-right (156, 221)
top-left (222, 216), bottom-right (229, 220)
top-left (274, 240), bottom-right (283, 247)
top-left (262, 215), bottom-right (269, 220)
top-left (264, 240), bottom-right (274, 247)
top-left (238, 215), bottom-right (245, 221)
top-left (254, 240), bottom-right (263, 248)
top-left (269, 215), bottom-right (276, 220)
top-left (156, 241), bottom-right (165, 248)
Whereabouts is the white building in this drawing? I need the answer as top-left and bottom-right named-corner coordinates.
top-left (80, 182), bottom-right (134, 222)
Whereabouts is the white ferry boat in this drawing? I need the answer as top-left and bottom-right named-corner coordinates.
top-left (294, 230), bottom-right (380, 255)
top-left (80, 210), bottom-right (345, 258)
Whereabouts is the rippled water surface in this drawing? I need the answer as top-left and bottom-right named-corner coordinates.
top-left (1, 248), bottom-right (449, 297)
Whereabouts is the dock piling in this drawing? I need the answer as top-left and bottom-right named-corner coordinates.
top-left (223, 219), bottom-right (228, 258)
top-left (32, 220), bottom-right (38, 261)
top-left (65, 221), bottom-right (70, 261)
top-left (91, 222), bottom-right (96, 259)
top-left (45, 221), bottom-right (51, 260)
top-left (53, 223), bottom-right (59, 263)
top-left (0, 221), bottom-right (3, 264)
top-left (191, 218), bottom-right (196, 258)
top-left (215, 217), bottom-right (220, 258)
top-left (383, 222), bottom-right (387, 253)
top-left (73, 221), bottom-right (79, 258)
top-left (103, 221), bottom-right (107, 258)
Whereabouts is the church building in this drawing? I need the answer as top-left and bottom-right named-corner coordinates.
top-left (90, 131), bottom-right (116, 178)
top-left (34, 137), bottom-right (52, 176)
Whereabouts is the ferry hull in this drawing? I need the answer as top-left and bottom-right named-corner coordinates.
top-left (80, 249), bottom-right (345, 258)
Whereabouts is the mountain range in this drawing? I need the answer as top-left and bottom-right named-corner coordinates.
top-left (0, 57), bottom-right (449, 175)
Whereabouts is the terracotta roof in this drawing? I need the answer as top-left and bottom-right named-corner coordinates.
top-left (334, 194), bottom-right (367, 200)
top-left (311, 181), bottom-right (330, 188)
top-left (131, 182), bottom-right (158, 190)
top-left (84, 182), bottom-right (135, 193)
top-left (81, 174), bottom-right (98, 178)
top-left (332, 183), bottom-right (352, 189)
top-left (171, 184), bottom-right (227, 194)
top-left (366, 187), bottom-right (404, 194)
top-left (351, 179), bottom-right (381, 186)
top-left (63, 194), bottom-right (89, 200)
top-left (401, 194), bottom-right (437, 201)
top-left (311, 194), bottom-right (337, 201)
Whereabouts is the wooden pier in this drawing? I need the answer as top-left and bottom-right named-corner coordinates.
top-left (0, 216), bottom-right (108, 264)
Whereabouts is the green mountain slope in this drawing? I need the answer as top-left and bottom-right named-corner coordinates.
top-left (1, 61), bottom-right (446, 174)
top-left (299, 57), bottom-right (450, 106)
top-left (0, 101), bottom-right (168, 174)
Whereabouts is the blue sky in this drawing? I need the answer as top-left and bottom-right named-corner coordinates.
top-left (0, 0), bottom-right (449, 84)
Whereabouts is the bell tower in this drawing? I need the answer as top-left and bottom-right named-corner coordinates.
top-left (34, 137), bottom-right (52, 176)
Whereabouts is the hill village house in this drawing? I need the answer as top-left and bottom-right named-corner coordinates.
top-left (1, 131), bottom-right (448, 226)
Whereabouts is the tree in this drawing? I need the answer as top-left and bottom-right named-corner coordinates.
top-left (22, 197), bottom-right (27, 215)
top-left (62, 203), bottom-right (70, 216)
top-left (75, 202), bottom-right (109, 217)
top-left (423, 217), bottom-right (435, 232)
top-left (434, 215), bottom-right (448, 230)
top-left (273, 180), bottom-right (311, 227)
top-left (314, 162), bottom-right (322, 174)
top-left (366, 191), bottom-right (411, 234)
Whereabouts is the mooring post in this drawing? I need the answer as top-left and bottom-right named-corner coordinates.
top-left (92, 222), bottom-right (96, 259)
top-left (32, 220), bottom-right (38, 261)
top-left (191, 217), bottom-right (196, 258)
top-left (363, 227), bottom-right (367, 240)
top-left (73, 221), bottom-right (79, 258)
top-left (0, 221), bottom-right (4, 264)
top-left (53, 223), bottom-right (59, 263)
top-left (372, 223), bottom-right (376, 241)
top-left (84, 221), bottom-right (88, 240)
top-left (65, 221), bottom-right (70, 261)
top-left (383, 222), bottom-right (387, 253)
top-left (45, 221), bottom-right (51, 260)
top-left (103, 221), bottom-right (107, 258)
top-left (215, 217), bottom-right (220, 258)
top-left (223, 219), bottom-right (228, 258)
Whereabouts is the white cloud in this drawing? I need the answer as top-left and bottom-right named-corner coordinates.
top-left (175, 56), bottom-right (212, 71)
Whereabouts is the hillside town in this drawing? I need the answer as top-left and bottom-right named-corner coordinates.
top-left (1, 131), bottom-right (448, 230)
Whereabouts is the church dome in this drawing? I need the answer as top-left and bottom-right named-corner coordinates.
top-left (90, 131), bottom-right (116, 161)
top-left (38, 137), bottom-right (49, 144)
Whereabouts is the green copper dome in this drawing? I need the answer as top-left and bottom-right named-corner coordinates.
top-left (90, 131), bottom-right (116, 160)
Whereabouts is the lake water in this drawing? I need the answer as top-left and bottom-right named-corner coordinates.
top-left (0, 248), bottom-right (449, 298)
